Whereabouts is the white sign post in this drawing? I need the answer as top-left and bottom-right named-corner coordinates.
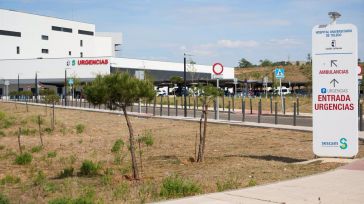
top-left (275, 68), bottom-right (285, 113)
top-left (312, 22), bottom-right (358, 158)
top-left (213, 63), bottom-right (224, 120)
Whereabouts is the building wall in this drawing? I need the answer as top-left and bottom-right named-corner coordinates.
top-left (0, 9), bottom-right (119, 60)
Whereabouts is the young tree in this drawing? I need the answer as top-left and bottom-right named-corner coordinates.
top-left (196, 84), bottom-right (222, 162)
top-left (84, 72), bottom-right (155, 180)
top-left (238, 58), bottom-right (253, 68)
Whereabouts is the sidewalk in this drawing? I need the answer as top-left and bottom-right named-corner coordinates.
top-left (155, 159), bottom-right (364, 204)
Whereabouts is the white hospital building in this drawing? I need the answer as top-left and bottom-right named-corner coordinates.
top-left (0, 8), bottom-right (234, 97)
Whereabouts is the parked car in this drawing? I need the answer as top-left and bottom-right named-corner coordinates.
top-left (274, 86), bottom-right (291, 95)
top-left (156, 89), bottom-right (167, 96)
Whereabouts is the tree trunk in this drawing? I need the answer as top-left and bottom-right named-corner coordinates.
top-left (38, 115), bottom-right (44, 147)
top-left (197, 103), bottom-right (206, 162)
top-left (121, 106), bottom-right (140, 180)
top-left (201, 104), bottom-right (208, 160)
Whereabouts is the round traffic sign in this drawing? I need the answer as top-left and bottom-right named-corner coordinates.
top-left (212, 63), bottom-right (224, 75)
top-left (358, 65), bottom-right (362, 75)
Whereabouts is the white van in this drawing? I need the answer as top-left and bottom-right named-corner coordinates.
top-left (274, 86), bottom-right (291, 95)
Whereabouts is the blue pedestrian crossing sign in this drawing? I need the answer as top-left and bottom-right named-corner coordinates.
top-left (275, 68), bottom-right (285, 79)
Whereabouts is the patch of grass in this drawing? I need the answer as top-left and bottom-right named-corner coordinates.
top-left (58, 167), bottom-right (74, 179)
top-left (0, 130), bottom-right (5, 137)
top-left (31, 145), bottom-right (43, 153)
top-left (0, 175), bottom-right (20, 185)
top-left (119, 165), bottom-right (131, 175)
top-left (75, 124), bottom-right (85, 134)
top-left (0, 111), bottom-right (15, 129)
top-left (47, 151), bottom-right (57, 158)
top-left (15, 152), bottom-right (32, 165)
top-left (79, 160), bottom-right (101, 176)
top-left (44, 127), bottom-right (53, 134)
top-left (138, 181), bottom-right (159, 203)
top-left (113, 182), bottom-right (129, 201)
top-left (160, 175), bottom-right (201, 199)
top-left (33, 170), bottom-right (46, 186)
top-left (216, 177), bottom-right (240, 192)
top-left (111, 139), bottom-right (124, 153)
top-left (247, 179), bottom-right (257, 187)
top-left (0, 192), bottom-right (10, 204)
top-left (139, 130), bottom-right (154, 146)
top-left (20, 128), bottom-right (37, 136)
top-left (43, 182), bottom-right (58, 193)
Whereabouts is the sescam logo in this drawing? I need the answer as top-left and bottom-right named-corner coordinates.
top-left (321, 137), bottom-right (348, 150)
top-left (339, 138), bottom-right (348, 150)
top-left (66, 59), bottom-right (108, 66)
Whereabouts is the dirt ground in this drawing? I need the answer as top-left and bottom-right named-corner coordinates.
top-left (0, 102), bottom-right (363, 203)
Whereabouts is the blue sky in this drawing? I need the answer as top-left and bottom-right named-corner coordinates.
top-left (1, 0), bottom-right (363, 67)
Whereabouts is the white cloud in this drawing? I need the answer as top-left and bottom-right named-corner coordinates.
top-left (268, 38), bottom-right (303, 46)
top-left (217, 40), bottom-right (259, 48)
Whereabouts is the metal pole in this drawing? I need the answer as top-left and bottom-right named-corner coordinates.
top-left (275, 102), bottom-right (278, 125)
top-left (283, 96), bottom-right (286, 115)
top-left (64, 69), bottom-right (67, 106)
top-left (175, 101), bottom-right (178, 116)
top-left (138, 99), bottom-right (141, 113)
top-left (35, 73), bottom-right (38, 103)
top-left (228, 101), bottom-right (231, 121)
top-left (258, 100), bottom-right (261, 123)
top-left (153, 96), bottom-right (156, 116)
top-left (168, 96), bottom-right (170, 116)
top-left (296, 97), bottom-right (299, 116)
top-left (280, 78), bottom-right (283, 113)
top-left (242, 98), bottom-right (245, 122)
top-left (250, 98), bottom-right (252, 114)
top-left (160, 95), bottom-right (163, 116)
top-left (293, 102), bottom-right (297, 126)
top-left (270, 96), bottom-right (272, 114)
top-left (214, 100), bottom-right (217, 120)
top-left (216, 78), bottom-right (220, 120)
top-left (193, 96), bottom-right (196, 118)
top-left (183, 54), bottom-right (187, 117)
top-left (17, 74), bottom-right (19, 101)
top-left (222, 95), bottom-right (225, 112)
top-left (232, 96), bottom-right (235, 112)
top-left (360, 103), bottom-right (363, 131)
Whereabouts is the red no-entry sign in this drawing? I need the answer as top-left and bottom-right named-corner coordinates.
top-left (212, 63), bottom-right (224, 75)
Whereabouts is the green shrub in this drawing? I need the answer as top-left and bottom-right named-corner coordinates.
top-left (138, 181), bottom-right (159, 203)
top-left (31, 145), bottom-right (43, 153)
top-left (160, 175), bottom-right (201, 198)
top-left (0, 192), bottom-right (10, 204)
top-left (216, 177), bottom-right (240, 192)
top-left (58, 167), bottom-right (74, 179)
top-left (20, 128), bottom-right (37, 136)
top-left (47, 151), bottom-right (57, 158)
top-left (79, 160), bottom-right (101, 176)
top-left (75, 124), bottom-right (85, 134)
top-left (0, 112), bottom-right (15, 129)
top-left (111, 139), bottom-right (124, 153)
top-left (43, 182), bottom-right (58, 193)
top-left (44, 127), bottom-right (53, 134)
top-left (138, 130), bottom-right (154, 146)
top-left (0, 175), bottom-right (20, 185)
top-left (247, 179), bottom-right (257, 187)
top-left (15, 152), bottom-right (32, 165)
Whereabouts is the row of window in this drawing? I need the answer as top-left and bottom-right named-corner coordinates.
top-left (41, 35), bottom-right (83, 47)
top-left (15, 46), bottom-right (83, 57)
top-left (52, 26), bottom-right (94, 36)
top-left (0, 29), bottom-right (21, 37)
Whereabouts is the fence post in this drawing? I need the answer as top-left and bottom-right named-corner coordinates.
top-left (228, 101), bottom-right (231, 121)
top-left (270, 96), bottom-right (273, 114)
top-left (222, 95), bottom-right (225, 112)
top-left (283, 97), bottom-right (286, 115)
top-left (146, 100), bottom-right (148, 114)
top-left (214, 100), bottom-right (217, 120)
top-left (167, 96), bottom-right (170, 116)
top-left (160, 95), bottom-right (163, 116)
top-left (175, 100), bottom-right (178, 116)
top-left (188, 96), bottom-right (191, 109)
top-left (258, 100), bottom-right (261, 123)
top-left (293, 102), bottom-right (297, 126)
top-left (296, 97), bottom-right (300, 116)
top-left (242, 98), bottom-right (245, 122)
top-left (360, 103), bottom-right (363, 131)
top-left (250, 98), bottom-right (253, 114)
top-left (193, 96), bottom-right (196, 118)
top-left (232, 96), bottom-right (235, 112)
top-left (153, 96), bottom-right (156, 116)
top-left (275, 102), bottom-right (278, 125)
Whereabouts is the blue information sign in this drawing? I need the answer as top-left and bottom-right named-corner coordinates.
top-left (275, 68), bottom-right (285, 79)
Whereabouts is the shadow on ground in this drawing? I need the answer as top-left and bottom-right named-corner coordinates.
top-left (224, 154), bottom-right (307, 163)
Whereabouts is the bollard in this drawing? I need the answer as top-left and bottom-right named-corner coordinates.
top-left (296, 97), bottom-right (300, 116)
top-left (88, 101), bottom-right (90, 109)
top-left (283, 97), bottom-right (286, 115)
top-left (160, 96), bottom-right (163, 116)
top-left (360, 103), bottom-right (363, 131)
top-left (250, 98), bottom-right (253, 114)
top-left (138, 99), bottom-right (141, 113)
top-left (153, 96), bottom-right (156, 116)
top-left (293, 102), bottom-right (297, 126)
top-left (175, 101), bottom-right (178, 116)
top-left (189, 96), bottom-right (191, 109)
top-left (167, 96), bottom-right (170, 116)
top-left (228, 101), bottom-right (231, 121)
top-left (258, 100), bottom-right (261, 123)
top-left (130, 103), bottom-right (133, 112)
top-left (193, 97), bottom-right (196, 118)
top-left (242, 98), bottom-right (245, 122)
top-left (270, 96), bottom-right (273, 114)
top-left (146, 101), bottom-right (148, 114)
top-left (196, 96), bottom-right (199, 110)
top-left (274, 102), bottom-right (278, 125)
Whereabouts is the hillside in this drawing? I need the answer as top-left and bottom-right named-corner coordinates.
top-left (235, 65), bottom-right (311, 83)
